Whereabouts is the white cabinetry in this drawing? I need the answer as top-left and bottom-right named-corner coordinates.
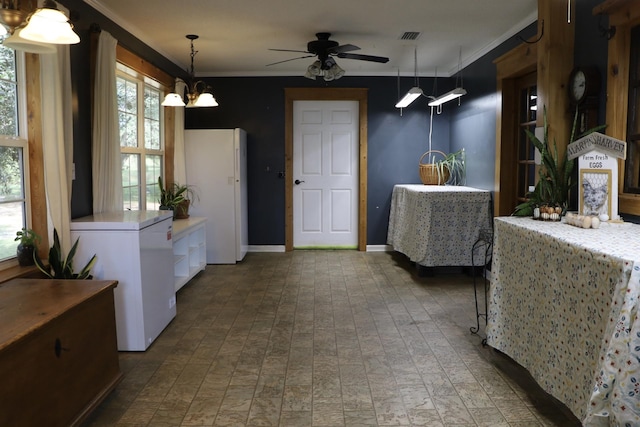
top-left (172, 217), bottom-right (207, 292)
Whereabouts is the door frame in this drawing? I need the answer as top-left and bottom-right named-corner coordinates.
top-left (285, 88), bottom-right (368, 252)
top-left (494, 43), bottom-right (537, 216)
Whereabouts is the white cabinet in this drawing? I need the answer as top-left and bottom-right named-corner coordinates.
top-left (172, 217), bottom-right (207, 292)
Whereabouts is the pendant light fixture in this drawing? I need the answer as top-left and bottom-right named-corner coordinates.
top-left (395, 47), bottom-right (423, 108)
top-left (162, 34), bottom-right (218, 108)
top-left (0, 0), bottom-right (79, 52)
top-left (428, 47), bottom-right (466, 110)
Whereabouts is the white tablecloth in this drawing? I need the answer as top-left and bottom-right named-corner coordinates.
top-left (486, 216), bottom-right (640, 426)
top-left (387, 184), bottom-right (492, 267)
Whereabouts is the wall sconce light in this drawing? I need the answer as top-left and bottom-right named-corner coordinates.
top-left (162, 34), bottom-right (219, 108)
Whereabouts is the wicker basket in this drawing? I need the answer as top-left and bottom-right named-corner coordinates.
top-left (419, 150), bottom-right (450, 185)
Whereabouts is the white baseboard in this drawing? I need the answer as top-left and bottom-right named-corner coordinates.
top-left (366, 245), bottom-right (393, 252)
top-left (248, 245), bottom-right (393, 253)
top-left (248, 245), bottom-right (286, 253)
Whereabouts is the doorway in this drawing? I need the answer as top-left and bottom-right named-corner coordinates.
top-left (292, 100), bottom-right (359, 248)
top-left (284, 88), bottom-right (368, 251)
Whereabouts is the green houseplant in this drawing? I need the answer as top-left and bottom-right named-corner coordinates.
top-left (14, 228), bottom-right (41, 266)
top-left (419, 148), bottom-right (466, 185)
top-left (158, 176), bottom-right (198, 219)
top-left (513, 107), bottom-right (606, 216)
top-left (34, 228), bottom-right (97, 279)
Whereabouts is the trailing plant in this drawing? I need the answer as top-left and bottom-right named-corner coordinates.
top-left (420, 148), bottom-right (466, 185)
top-left (438, 148), bottom-right (466, 185)
top-left (34, 228), bottom-right (97, 279)
top-left (513, 107), bottom-right (606, 217)
top-left (14, 228), bottom-right (41, 246)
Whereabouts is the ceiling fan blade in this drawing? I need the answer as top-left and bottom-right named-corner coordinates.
top-left (269, 48), bottom-right (311, 54)
top-left (266, 55), bottom-right (315, 66)
top-left (337, 52), bottom-right (389, 63)
top-left (329, 43), bottom-right (360, 54)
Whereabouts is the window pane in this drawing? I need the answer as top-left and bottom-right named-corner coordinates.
top-left (122, 153), bottom-right (140, 210)
top-left (0, 146), bottom-right (24, 199)
top-left (0, 146), bottom-right (25, 263)
top-left (144, 87), bottom-right (161, 150)
top-left (0, 41), bottom-right (16, 81)
top-left (117, 77), bottom-right (138, 148)
top-left (0, 201), bottom-right (24, 262)
top-left (0, 41), bottom-right (18, 138)
top-left (146, 155), bottom-right (162, 210)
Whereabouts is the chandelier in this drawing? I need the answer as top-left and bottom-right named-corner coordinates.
top-left (0, 0), bottom-right (79, 52)
top-left (162, 34), bottom-right (218, 108)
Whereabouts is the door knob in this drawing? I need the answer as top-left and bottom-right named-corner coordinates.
top-left (294, 179), bottom-right (305, 185)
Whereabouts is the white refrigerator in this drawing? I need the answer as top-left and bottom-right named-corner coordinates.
top-left (70, 210), bottom-right (176, 351)
top-left (185, 128), bottom-right (248, 264)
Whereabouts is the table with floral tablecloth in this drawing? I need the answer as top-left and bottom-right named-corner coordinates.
top-left (486, 216), bottom-right (640, 426)
top-left (387, 184), bottom-right (492, 267)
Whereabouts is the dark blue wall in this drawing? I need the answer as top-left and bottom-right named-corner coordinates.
top-left (62, 0), bottom-right (615, 245)
top-left (184, 76), bottom-right (452, 245)
top-left (449, 22), bottom-right (538, 192)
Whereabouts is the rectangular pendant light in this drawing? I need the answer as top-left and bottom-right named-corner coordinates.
top-left (428, 87), bottom-right (467, 107)
top-left (395, 87), bottom-right (423, 108)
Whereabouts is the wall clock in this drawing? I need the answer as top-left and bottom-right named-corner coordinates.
top-left (568, 66), bottom-right (600, 105)
top-left (568, 66), bottom-right (600, 133)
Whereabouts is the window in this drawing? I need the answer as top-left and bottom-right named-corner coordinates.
top-left (117, 64), bottom-right (164, 210)
top-left (516, 72), bottom-right (538, 204)
top-left (0, 38), bottom-right (28, 263)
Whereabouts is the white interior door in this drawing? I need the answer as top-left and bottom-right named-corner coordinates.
top-left (293, 100), bottom-right (359, 248)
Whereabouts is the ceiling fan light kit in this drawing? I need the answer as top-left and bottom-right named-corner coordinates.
top-left (0, 0), bottom-right (80, 50)
top-left (268, 32), bottom-right (388, 81)
top-left (162, 34), bottom-right (219, 108)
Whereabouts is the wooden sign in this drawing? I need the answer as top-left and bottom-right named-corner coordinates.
top-left (567, 133), bottom-right (626, 219)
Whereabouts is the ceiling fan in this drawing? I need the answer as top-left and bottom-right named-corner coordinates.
top-left (267, 32), bottom-right (389, 80)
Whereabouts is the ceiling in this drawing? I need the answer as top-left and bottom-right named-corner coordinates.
top-left (84, 0), bottom-right (537, 79)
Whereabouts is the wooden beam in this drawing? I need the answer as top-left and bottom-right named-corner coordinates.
top-left (537, 0), bottom-right (575, 161)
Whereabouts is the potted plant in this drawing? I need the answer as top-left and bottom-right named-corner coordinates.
top-left (419, 148), bottom-right (466, 185)
top-left (158, 176), bottom-right (198, 219)
top-left (34, 228), bottom-right (97, 279)
top-left (513, 107), bottom-right (606, 217)
top-left (14, 228), bottom-right (41, 266)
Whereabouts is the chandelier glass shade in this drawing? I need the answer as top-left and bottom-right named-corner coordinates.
top-left (304, 57), bottom-right (344, 82)
top-left (162, 34), bottom-right (218, 108)
top-left (0, 0), bottom-right (79, 50)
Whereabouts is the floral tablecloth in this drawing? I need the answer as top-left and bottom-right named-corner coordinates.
top-left (486, 217), bottom-right (640, 426)
top-left (387, 184), bottom-right (492, 266)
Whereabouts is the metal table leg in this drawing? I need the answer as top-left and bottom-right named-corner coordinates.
top-left (470, 228), bottom-right (493, 345)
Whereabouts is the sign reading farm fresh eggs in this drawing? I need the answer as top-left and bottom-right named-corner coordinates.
top-left (567, 132), bottom-right (627, 220)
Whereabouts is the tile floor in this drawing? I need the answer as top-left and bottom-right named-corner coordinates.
top-left (83, 251), bottom-right (581, 426)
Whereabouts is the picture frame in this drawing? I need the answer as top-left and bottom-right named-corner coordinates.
top-left (579, 168), bottom-right (612, 218)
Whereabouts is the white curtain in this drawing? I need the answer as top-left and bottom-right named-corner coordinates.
top-left (92, 31), bottom-right (122, 213)
top-left (173, 79), bottom-right (187, 185)
top-left (39, 45), bottom-right (73, 254)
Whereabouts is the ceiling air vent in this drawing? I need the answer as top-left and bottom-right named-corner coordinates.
top-left (399, 31), bottom-right (421, 41)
